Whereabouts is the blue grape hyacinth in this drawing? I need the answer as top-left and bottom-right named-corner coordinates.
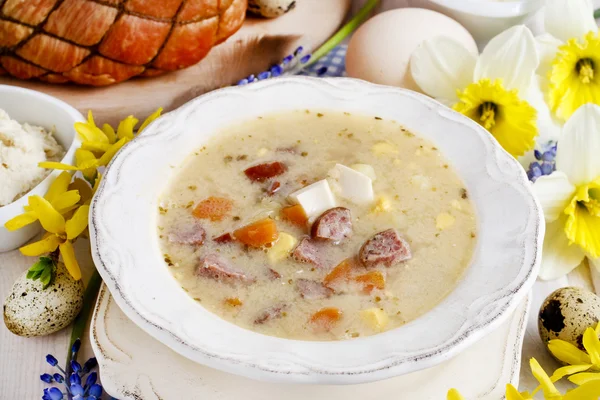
top-left (40, 339), bottom-right (103, 400)
top-left (527, 141), bottom-right (557, 182)
top-left (237, 46), bottom-right (325, 85)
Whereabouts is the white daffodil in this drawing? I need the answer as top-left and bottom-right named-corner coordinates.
top-left (537, 0), bottom-right (600, 122)
top-left (533, 104), bottom-right (600, 280)
top-left (410, 25), bottom-right (544, 158)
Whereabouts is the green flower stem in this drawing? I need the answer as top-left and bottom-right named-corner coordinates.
top-left (66, 269), bottom-right (103, 367)
top-left (306, 0), bottom-right (380, 67)
top-left (595, 8), bottom-right (600, 19)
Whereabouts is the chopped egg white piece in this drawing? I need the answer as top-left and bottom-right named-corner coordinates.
top-left (328, 163), bottom-right (374, 204)
top-left (371, 142), bottom-right (398, 156)
top-left (350, 163), bottom-right (377, 181)
top-left (451, 200), bottom-right (462, 210)
top-left (436, 212), bottom-right (456, 230)
top-left (288, 179), bottom-right (336, 219)
top-left (371, 195), bottom-right (392, 213)
top-left (360, 308), bottom-right (389, 330)
top-left (257, 147), bottom-right (269, 156)
top-left (268, 232), bottom-right (298, 263)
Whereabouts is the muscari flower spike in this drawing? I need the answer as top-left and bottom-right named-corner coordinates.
top-left (237, 46), bottom-right (326, 85)
top-left (40, 338), bottom-right (103, 400)
top-left (527, 141), bottom-right (557, 182)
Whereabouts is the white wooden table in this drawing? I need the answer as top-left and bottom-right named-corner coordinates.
top-left (3, 1), bottom-right (600, 398)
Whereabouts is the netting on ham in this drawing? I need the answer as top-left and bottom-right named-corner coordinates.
top-left (0, 0), bottom-right (247, 85)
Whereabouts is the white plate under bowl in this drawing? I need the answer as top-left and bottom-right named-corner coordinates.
top-left (89, 77), bottom-right (543, 384)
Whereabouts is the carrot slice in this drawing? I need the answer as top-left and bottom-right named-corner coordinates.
top-left (233, 218), bottom-right (279, 247)
top-left (354, 271), bottom-right (385, 294)
top-left (309, 307), bottom-right (342, 332)
top-left (324, 259), bottom-right (353, 288)
top-left (224, 297), bottom-right (243, 307)
top-left (281, 204), bottom-right (308, 226)
top-left (192, 197), bottom-right (233, 221)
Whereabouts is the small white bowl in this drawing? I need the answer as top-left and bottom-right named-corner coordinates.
top-left (90, 77), bottom-right (543, 384)
top-left (409, 0), bottom-right (544, 44)
top-left (0, 85), bottom-right (84, 253)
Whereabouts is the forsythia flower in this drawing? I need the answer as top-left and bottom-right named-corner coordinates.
top-left (532, 104), bottom-right (600, 279)
top-left (447, 357), bottom-right (600, 399)
top-left (410, 25), bottom-right (542, 157)
top-left (547, 322), bottom-right (600, 385)
top-left (39, 108), bottom-right (163, 181)
top-left (537, 0), bottom-right (600, 121)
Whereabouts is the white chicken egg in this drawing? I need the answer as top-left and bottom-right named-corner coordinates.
top-left (346, 8), bottom-right (477, 91)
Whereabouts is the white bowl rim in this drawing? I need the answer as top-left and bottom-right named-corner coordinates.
top-left (428, 0), bottom-right (544, 17)
top-left (0, 85), bottom-right (83, 214)
top-left (90, 76), bottom-right (543, 384)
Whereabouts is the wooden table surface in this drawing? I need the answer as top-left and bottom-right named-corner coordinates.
top-left (3, 1), bottom-right (600, 399)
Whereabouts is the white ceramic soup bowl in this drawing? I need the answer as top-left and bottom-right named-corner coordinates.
top-left (90, 77), bottom-right (543, 384)
top-left (0, 85), bottom-right (83, 253)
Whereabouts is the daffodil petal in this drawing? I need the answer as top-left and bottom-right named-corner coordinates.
top-left (544, 0), bottom-right (596, 43)
top-left (44, 171), bottom-right (72, 203)
top-left (19, 235), bottom-right (61, 256)
top-left (530, 358), bottom-right (561, 398)
top-left (74, 121), bottom-right (109, 143)
top-left (446, 388), bottom-right (464, 400)
top-left (569, 372), bottom-right (600, 385)
top-left (522, 75), bottom-right (562, 143)
top-left (51, 190), bottom-right (81, 212)
top-left (117, 115), bottom-right (138, 140)
top-left (539, 217), bottom-right (586, 280)
top-left (548, 339), bottom-right (592, 365)
top-left (551, 364), bottom-right (593, 382)
top-left (102, 123), bottom-right (116, 144)
top-left (4, 211), bottom-right (38, 231)
top-left (563, 378), bottom-right (600, 399)
top-left (535, 33), bottom-right (563, 77)
top-left (409, 36), bottom-right (477, 103)
top-left (138, 108), bottom-right (163, 133)
top-left (474, 25), bottom-right (539, 94)
top-left (28, 195), bottom-right (65, 234)
top-left (38, 162), bottom-right (79, 171)
top-left (65, 205), bottom-right (89, 240)
top-left (98, 137), bottom-right (127, 167)
top-left (556, 104), bottom-right (600, 186)
top-left (583, 326), bottom-right (600, 364)
top-left (59, 241), bottom-right (81, 281)
top-left (81, 141), bottom-right (112, 152)
top-left (533, 172), bottom-right (576, 222)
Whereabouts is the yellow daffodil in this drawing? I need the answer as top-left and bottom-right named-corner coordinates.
top-left (547, 322), bottom-right (600, 385)
top-left (39, 108), bottom-right (162, 180)
top-left (446, 388), bottom-right (464, 400)
top-left (533, 104), bottom-right (600, 279)
top-left (537, 0), bottom-right (600, 121)
top-left (16, 195), bottom-right (88, 280)
top-left (410, 25), bottom-right (545, 157)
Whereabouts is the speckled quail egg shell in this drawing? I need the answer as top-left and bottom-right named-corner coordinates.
top-left (248, 0), bottom-right (296, 18)
top-left (539, 287), bottom-right (600, 352)
top-left (4, 262), bottom-right (84, 337)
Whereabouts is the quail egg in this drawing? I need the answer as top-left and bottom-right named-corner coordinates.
top-left (539, 287), bottom-right (600, 352)
top-left (248, 0), bottom-right (296, 18)
top-left (4, 262), bottom-right (84, 337)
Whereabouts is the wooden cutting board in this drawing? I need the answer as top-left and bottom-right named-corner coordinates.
top-left (0, 0), bottom-right (351, 126)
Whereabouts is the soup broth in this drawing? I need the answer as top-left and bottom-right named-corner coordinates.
top-left (158, 110), bottom-right (477, 341)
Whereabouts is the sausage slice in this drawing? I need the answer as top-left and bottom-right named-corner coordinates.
top-left (359, 229), bottom-right (412, 268)
top-left (168, 221), bottom-right (206, 245)
top-left (254, 304), bottom-right (287, 324)
top-left (296, 279), bottom-right (333, 300)
top-left (291, 237), bottom-right (323, 268)
top-left (196, 254), bottom-right (255, 284)
top-left (311, 207), bottom-right (352, 243)
top-left (244, 162), bottom-right (287, 182)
